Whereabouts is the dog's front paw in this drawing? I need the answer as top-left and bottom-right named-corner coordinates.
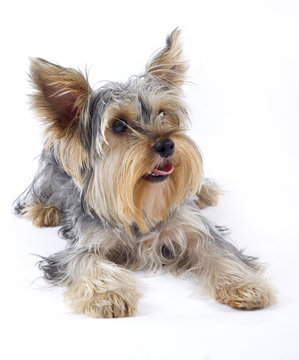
top-left (65, 287), bottom-right (140, 318)
top-left (215, 283), bottom-right (276, 310)
top-left (92, 290), bottom-right (139, 318)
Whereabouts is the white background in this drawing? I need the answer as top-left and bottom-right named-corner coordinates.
top-left (1, 1), bottom-right (299, 359)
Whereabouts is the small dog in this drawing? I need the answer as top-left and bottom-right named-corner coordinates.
top-left (15, 29), bottom-right (275, 317)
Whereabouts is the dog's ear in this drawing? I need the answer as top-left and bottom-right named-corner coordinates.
top-left (145, 28), bottom-right (188, 88)
top-left (30, 58), bottom-right (91, 138)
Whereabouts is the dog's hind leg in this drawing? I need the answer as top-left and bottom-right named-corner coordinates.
top-left (14, 174), bottom-right (63, 228)
top-left (20, 202), bottom-right (62, 227)
top-left (14, 150), bottom-right (70, 228)
top-left (195, 181), bottom-right (222, 209)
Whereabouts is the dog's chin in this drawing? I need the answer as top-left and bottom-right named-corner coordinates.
top-left (143, 162), bottom-right (174, 183)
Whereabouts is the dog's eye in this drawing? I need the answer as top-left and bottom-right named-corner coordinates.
top-left (112, 119), bottom-right (127, 134)
top-left (158, 110), bottom-right (166, 118)
top-left (158, 110), bottom-right (166, 124)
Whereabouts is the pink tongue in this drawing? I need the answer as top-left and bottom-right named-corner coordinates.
top-left (152, 163), bottom-right (174, 176)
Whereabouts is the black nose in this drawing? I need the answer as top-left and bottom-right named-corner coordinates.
top-left (153, 138), bottom-right (175, 158)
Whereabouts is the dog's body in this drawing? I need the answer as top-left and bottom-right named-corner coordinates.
top-left (15, 30), bottom-right (275, 317)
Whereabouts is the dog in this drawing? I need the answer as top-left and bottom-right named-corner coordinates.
top-left (15, 29), bottom-right (275, 318)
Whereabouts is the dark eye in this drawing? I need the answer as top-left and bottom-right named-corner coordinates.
top-left (112, 119), bottom-right (127, 134)
top-left (158, 110), bottom-right (166, 119)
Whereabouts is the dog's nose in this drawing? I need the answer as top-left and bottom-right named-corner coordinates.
top-left (153, 138), bottom-right (175, 158)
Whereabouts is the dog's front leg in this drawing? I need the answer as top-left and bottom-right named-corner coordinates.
top-left (191, 221), bottom-right (276, 309)
top-left (63, 252), bottom-right (141, 318)
top-left (158, 203), bottom-right (276, 310)
top-left (39, 245), bottom-right (141, 318)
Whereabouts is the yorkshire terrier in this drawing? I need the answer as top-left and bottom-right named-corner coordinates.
top-left (15, 29), bottom-right (275, 318)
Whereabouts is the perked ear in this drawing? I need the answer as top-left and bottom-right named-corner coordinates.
top-left (30, 58), bottom-right (91, 138)
top-left (145, 28), bottom-right (188, 88)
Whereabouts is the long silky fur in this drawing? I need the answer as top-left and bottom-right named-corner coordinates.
top-left (15, 29), bottom-right (276, 317)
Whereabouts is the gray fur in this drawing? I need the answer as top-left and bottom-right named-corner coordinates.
top-left (14, 71), bottom-right (259, 286)
top-left (12, 29), bottom-right (277, 318)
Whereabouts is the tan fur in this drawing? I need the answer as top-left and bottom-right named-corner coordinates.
top-left (64, 254), bottom-right (141, 318)
top-left (200, 256), bottom-right (276, 310)
top-left (51, 131), bottom-right (89, 187)
top-left (134, 203), bottom-right (275, 309)
top-left (84, 120), bottom-right (203, 234)
top-left (146, 29), bottom-right (188, 88)
top-left (196, 182), bottom-right (222, 209)
top-left (214, 282), bottom-right (276, 310)
top-left (133, 134), bottom-right (203, 232)
top-left (22, 203), bottom-right (61, 227)
top-left (22, 30), bottom-right (276, 318)
top-left (78, 226), bottom-right (136, 268)
top-left (74, 202), bottom-right (276, 314)
top-left (96, 98), bottom-right (202, 234)
top-left (30, 58), bottom-right (91, 141)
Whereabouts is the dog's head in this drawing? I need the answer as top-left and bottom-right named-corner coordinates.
top-left (30, 29), bottom-right (203, 233)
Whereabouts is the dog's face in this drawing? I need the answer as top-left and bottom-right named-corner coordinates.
top-left (30, 30), bottom-right (203, 233)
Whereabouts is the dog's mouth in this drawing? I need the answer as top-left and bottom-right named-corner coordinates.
top-left (144, 163), bottom-right (174, 183)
